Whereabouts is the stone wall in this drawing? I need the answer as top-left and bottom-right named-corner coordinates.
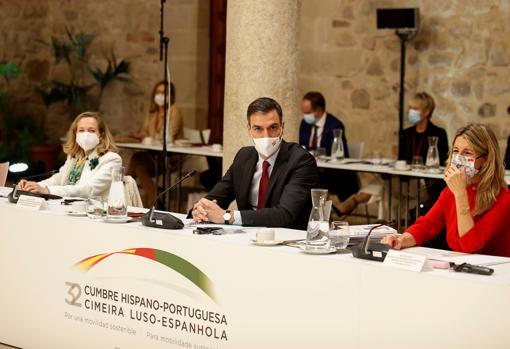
top-left (0, 0), bottom-right (210, 144)
top-left (299, 0), bottom-right (510, 157)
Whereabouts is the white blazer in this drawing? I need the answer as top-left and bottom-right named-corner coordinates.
top-left (39, 149), bottom-right (122, 200)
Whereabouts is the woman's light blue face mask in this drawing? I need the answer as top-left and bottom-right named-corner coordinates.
top-left (408, 109), bottom-right (421, 124)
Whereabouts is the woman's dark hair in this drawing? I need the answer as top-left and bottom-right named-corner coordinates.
top-left (246, 97), bottom-right (283, 123)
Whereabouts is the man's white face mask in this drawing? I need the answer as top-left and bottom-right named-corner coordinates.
top-left (252, 136), bottom-right (282, 158)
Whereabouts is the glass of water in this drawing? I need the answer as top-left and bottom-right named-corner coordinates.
top-left (328, 221), bottom-right (350, 249)
top-left (87, 196), bottom-right (105, 220)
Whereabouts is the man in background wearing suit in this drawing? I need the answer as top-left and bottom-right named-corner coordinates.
top-left (299, 91), bottom-right (360, 213)
top-left (191, 97), bottom-right (319, 230)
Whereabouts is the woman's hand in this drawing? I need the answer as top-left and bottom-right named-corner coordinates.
top-left (444, 165), bottom-right (467, 197)
top-left (380, 232), bottom-right (417, 250)
top-left (18, 180), bottom-right (49, 194)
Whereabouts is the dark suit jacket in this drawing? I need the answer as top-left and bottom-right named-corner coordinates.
top-left (399, 121), bottom-right (449, 165)
top-left (504, 135), bottom-right (510, 170)
top-left (206, 140), bottom-right (319, 230)
top-left (299, 113), bottom-right (359, 200)
top-left (299, 113), bottom-right (349, 157)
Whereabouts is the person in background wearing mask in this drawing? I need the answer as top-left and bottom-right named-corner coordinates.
top-left (191, 97), bottom-right (319, 229)
top-left (298, 91), bottom-right (360, 215)
top-left (399, 91), bottom-right (448, 165)
top-left (382, 124), bottom-right (510, 257)
top-left (128, 81), bottom-right (183, 206)
top-left (18, 112), bottom-right (121, 200)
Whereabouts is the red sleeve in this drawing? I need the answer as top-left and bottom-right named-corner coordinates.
top-left (407, 188), bottom-right (448, 245)
top-left (457, 190), bottom-right (510, 253)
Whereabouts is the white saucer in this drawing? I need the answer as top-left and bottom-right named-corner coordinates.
top-left (251, 240), bottom-right (283, 246)
top-left (394, 166), bottom-right (411, 171)
top-left (300, 246), bottom-right (337, 255)
top-left (66, 211), bottom-right (87, 217)
top-left (102, 216), bottom-right (133, 223)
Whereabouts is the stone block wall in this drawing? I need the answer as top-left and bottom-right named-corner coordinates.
top-left (0, 0), bottom-right (210, 144)
top-left (299, 0), bottom-right (510, 157)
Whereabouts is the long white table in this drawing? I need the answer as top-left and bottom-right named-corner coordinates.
top-left (116, 142), bottom-right (223, 158)
top-left (1, 198), bottom-right (509, 349)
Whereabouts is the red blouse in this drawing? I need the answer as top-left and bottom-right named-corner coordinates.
top-left (407, 185), bottom-right (510, 257)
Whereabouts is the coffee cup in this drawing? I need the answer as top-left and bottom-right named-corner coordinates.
top-left (394, 160), bottom-right (408, 170)
top-left (71, 201), bottom-right (86, 213)
top-left (256, 228), bottom-right (275, 242)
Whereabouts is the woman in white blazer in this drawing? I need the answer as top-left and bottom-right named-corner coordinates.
top-left (19, 112), bottom-right (122, 200)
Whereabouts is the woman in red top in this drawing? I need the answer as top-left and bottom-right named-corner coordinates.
top-left (382, 123), bottom-right (510, 257)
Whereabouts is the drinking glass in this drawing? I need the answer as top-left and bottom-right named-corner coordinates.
top-left (411, 156), bottom-right (424, 171)
top-left (314, 147), bottom-right (327, 161)
top-left (87, 196), bottom-right (105, 220)
top-left (328, 221), bottom-right (350, 249)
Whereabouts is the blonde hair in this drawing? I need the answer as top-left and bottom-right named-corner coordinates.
top-left (447, 123), bottom-right (506, 215)
top-left (63, 112), bottom-right (118, 158)
top-left (412, 92), bottom-right (435, 119)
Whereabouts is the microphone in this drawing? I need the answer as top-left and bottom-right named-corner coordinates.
top-left (8, 170), bottom-right (61, 203)
top-left (351, 220), bottom-right (396, 262)
top-left (142, 170), bottom-right (196, 229)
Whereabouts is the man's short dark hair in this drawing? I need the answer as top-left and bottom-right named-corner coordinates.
top-left (247, 97), bottom-right (283, 123)
top-left (303, 91), bottom-right (326, 111)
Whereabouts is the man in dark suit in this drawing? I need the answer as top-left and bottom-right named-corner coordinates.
top-left (298, 91), bottom-right (359, 203)
top-left (191, 97), bottom-right (319, 230)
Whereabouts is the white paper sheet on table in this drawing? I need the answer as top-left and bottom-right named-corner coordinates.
top-left (406, 247), bottom-right (510, 266)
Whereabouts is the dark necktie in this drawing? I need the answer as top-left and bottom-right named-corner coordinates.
top-left (310, 125), bottom-right (318, 149)
top-left (257, 161), bottom-right (270, 209)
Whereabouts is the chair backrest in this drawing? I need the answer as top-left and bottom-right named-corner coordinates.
top-left (183, 128), bottom-right (203, 144)
top-left (348, 142), bottom-right (364, 159)
top-left (0, 162), bottom-right (9, 187)
top-left (123, 175), bottom-right (143, 208)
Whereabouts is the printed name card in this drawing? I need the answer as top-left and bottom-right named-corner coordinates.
top-left (16, 195), bottom-right (45, 211)
top-left (383, 249), bottom-right (432, 272)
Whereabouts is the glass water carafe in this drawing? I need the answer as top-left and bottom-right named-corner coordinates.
top-left (107, 166), bottom-right (127, 219)
top-left (331, 129), bottom-right (345, 161)
top-left (306, 189), bottom-right (332, 251)
top-left (425, 136), bottom-right (440, 169)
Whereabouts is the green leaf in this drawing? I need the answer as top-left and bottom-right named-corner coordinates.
top-left (0, 63), bottom-right (23, 82)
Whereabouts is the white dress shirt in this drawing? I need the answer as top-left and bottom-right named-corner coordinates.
top-left (233, 147), bottom-right (281, 225)
top-left (308, 111), bottom-right (327, 148)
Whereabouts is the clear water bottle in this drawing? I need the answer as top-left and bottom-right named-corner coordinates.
top-left (425, 136), bottom-right (440, 169)
top-left (107, 166), bottom-right (127, 219)
top-left (306, 189), bottom-right (331, 251)
top-left (331, 129), bottom-right (345, 161)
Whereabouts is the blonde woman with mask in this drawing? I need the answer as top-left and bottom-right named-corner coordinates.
top-left (19, 112), bottom-right (121, 200)
top-left (382, 123), bottom-right (510, 257)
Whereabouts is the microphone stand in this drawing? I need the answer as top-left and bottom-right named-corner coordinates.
top-left (7, 170), bottom-right (60, 203)
top-left (351, 220), bottom-right (396, 262)
top-left (142, 170), bottom-right (196, 230)
top-left (159, 0), bottom-right (172, 210)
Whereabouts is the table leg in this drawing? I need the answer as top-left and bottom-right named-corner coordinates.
top-left (415, 178), bottom-right (420, 220)
top-left (404, 179), bottom-right (409, 228)
top-left (397, 177), bottom-right (402, 232)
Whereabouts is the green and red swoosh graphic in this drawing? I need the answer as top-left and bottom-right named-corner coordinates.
top-left (76, 248), bottom-right (216, 302)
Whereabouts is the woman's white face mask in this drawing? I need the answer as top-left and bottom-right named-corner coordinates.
top-left (154, 93), bottom-right (165, 107)
top-left (76, 132), bottom-right (100, 151)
